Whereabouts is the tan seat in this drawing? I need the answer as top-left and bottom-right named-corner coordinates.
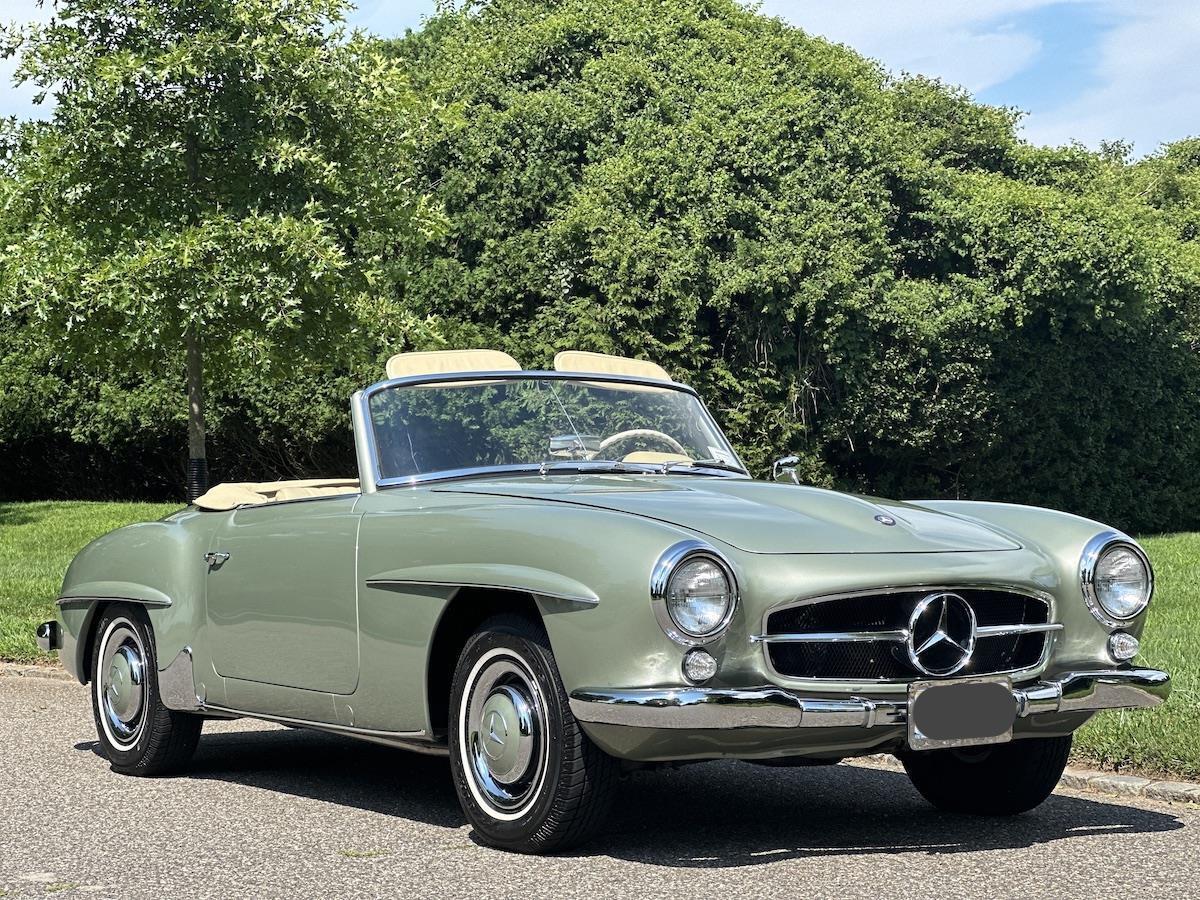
top-left (553, 350), bottom-right (670, 381)
top-left (385, 349), bottom-right (522, 380)
top-left (194, 478), bottom-right (360, 511)
top-left (621, 451), bottom-right (693, 465)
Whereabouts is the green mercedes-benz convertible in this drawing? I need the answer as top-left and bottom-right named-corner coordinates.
top-left (39, 349), bottom-right (1170, 853)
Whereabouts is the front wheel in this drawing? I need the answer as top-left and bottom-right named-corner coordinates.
top-left (449, 615), bottom-right (619, 853)
top-left (901, 734), bottom-right (1072, 816)
top-left (90, 604), bottom-right (202, 775)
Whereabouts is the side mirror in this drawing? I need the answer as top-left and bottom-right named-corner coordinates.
top-left (772, 455), bottom-right (801, 485)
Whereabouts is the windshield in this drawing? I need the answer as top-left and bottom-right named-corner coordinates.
top-left (366, 376), bottom-right (743, 483)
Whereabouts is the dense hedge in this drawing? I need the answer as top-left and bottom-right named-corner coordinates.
top-left (4, 0), bottom-right (1200, 533)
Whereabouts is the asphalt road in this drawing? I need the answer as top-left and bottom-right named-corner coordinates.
top-left (3, 673), bottom-right (1198, 900)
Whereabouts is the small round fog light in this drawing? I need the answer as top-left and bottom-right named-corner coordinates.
top-left (1108, 631), bottom-right (1140, 662)
top-left (682, 648), bottom-right (718, 684)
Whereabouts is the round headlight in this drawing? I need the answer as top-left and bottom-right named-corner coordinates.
top-left (1082, 534), bottom-right (1153, 624)
top-left (667, 557), bottom-right (733, 637)
top-left (651, 541), bottom-right (739, 644)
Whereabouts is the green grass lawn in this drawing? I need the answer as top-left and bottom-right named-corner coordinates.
top-left (1072, 531), bottom-right (1200, 780)
top-left (0, 500), bottom-right (1196, 778)
top-left (0, 501), bottom-right (178, 663)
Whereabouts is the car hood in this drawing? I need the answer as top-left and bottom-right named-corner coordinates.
top-left (432, 476), bottom-right (1020, 554)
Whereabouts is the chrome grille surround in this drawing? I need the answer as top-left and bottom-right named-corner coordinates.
top-left (754, 584), bottom-right (1060, 685)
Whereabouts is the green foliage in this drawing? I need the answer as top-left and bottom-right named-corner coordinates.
top-left (0, 0), bottom-right (442, 477)
top-left (3, 0), bottom-right (1200, 534)
top-left (383, 0), bottom-right (1200, 531)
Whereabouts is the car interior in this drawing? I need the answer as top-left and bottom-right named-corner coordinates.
top-left (192, 349), bottom-right (672, 511)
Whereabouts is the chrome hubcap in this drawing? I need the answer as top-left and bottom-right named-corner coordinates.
top-left (462, 652), bottom-right (547, 818)
top-left (99, 623), bottom-right (146, 747)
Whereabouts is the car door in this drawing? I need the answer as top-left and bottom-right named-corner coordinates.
top-left (205, 495), bottom-right (361, 696)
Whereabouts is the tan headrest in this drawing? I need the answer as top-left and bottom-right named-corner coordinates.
top-left (386, 349), bottom-right (522, 380)
top-left (553, 351), bottom-right (670, 382)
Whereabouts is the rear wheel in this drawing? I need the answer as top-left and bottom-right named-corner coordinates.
top-left (902, 735), bottom-right (1072, 815)
top-left (448, 615), bottom-right (619, 853)
top-left (90, 604), bottom-right (202, 775)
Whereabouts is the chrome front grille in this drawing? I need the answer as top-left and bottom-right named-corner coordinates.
top-left (757, 587), bottom-right (1059, 682)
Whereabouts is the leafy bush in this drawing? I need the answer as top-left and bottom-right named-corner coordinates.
top-left (385, 0), bottom-right (1200, 532)
top-left (4, 0), bottom-right (1200, 535)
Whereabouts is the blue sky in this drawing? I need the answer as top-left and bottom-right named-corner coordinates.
top-left (2, 0), bottom-right (1196, 155)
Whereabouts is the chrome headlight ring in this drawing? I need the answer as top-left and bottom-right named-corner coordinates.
top-left (650, 540), bottom-right (739, 646)
top-left (1080, 531), bottom-right (1154, 628)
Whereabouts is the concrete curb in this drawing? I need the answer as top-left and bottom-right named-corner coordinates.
top-left (852, 753), bottom-right (1200, 807)
top-left (0, 661), bottom-right (74, 681)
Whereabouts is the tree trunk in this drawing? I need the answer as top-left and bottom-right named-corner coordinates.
top-left (185, 326), bottom-right (209, 501)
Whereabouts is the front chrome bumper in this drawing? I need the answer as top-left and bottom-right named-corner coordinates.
top-left (568, 668), bottom-right (1170, 730)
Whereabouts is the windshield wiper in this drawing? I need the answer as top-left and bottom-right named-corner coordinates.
top-left (538, 459), bottom-right (647, 476)
top-left (663, 458), bottom-right (747, 476)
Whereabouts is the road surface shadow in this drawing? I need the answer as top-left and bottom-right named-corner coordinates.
top-left (117, 724), bottom-right (1185, 867)
top-left (591, 760), bottom-right (1186, 867)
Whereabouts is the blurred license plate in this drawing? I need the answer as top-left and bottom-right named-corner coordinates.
top-left (908, 676), bottom-right (1016, 751)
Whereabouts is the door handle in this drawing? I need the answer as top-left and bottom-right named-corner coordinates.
top-left (204, 551), bottom-right (231, 569)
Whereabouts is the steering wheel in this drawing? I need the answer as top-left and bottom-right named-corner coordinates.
top-left (595, 428), bottom-right (687, 457)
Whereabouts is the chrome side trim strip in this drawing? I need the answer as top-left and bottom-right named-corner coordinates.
top-left (56, 596), bottom-right (171, 609)
top-left (364, 579), bottom-right (599, 606)
top-left (200, 702), bottom-right (440, 750)
top-left (158, 647), bottom-right (202, 712)
top-left (569, 668), bottom-right (1170, 730)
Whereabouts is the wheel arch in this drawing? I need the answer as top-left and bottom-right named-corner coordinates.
top-left (65, 597), bottom-right (164, 685)
top-left (425, 587), bottom-right (546, 738)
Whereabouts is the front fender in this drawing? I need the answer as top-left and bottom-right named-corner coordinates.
top-left (56, 509), bottom-right (218, 682)
top-left (911, 500), bottom-right (1151, 670)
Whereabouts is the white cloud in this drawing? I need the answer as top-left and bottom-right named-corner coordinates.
top-left (763, 0), bottom-right (1200, 154)
top-left (1020, 0), bottom-right (1200, 153)
top-left (757, 0), bottom-right (1076, 94)
top-left (3, 0), bottom-right (1198, 154)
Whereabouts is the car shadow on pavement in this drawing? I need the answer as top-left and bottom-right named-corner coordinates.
top-left (76, 725), bottom-right (466, 830)
top-left (107, 725), bottom-right (1185, 867)
top-left (589, 759), bottom-right (1187, 867)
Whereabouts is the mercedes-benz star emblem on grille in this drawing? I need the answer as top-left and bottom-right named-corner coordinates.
top-left (906, 592), bottom-right (977, 676)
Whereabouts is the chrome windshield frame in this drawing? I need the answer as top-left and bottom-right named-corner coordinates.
top-left (351, 370), bottom-right (748, 493)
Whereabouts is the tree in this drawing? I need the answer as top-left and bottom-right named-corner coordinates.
top-left (1, 0), bottom-right (442, 498)
top-left (386, 0), bottom-right (1200, 532)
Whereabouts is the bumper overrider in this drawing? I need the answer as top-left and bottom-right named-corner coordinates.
top-left (568, 668), bottom-right (1170, 730)
top-left (35, 621), bottom-right (62, 653)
